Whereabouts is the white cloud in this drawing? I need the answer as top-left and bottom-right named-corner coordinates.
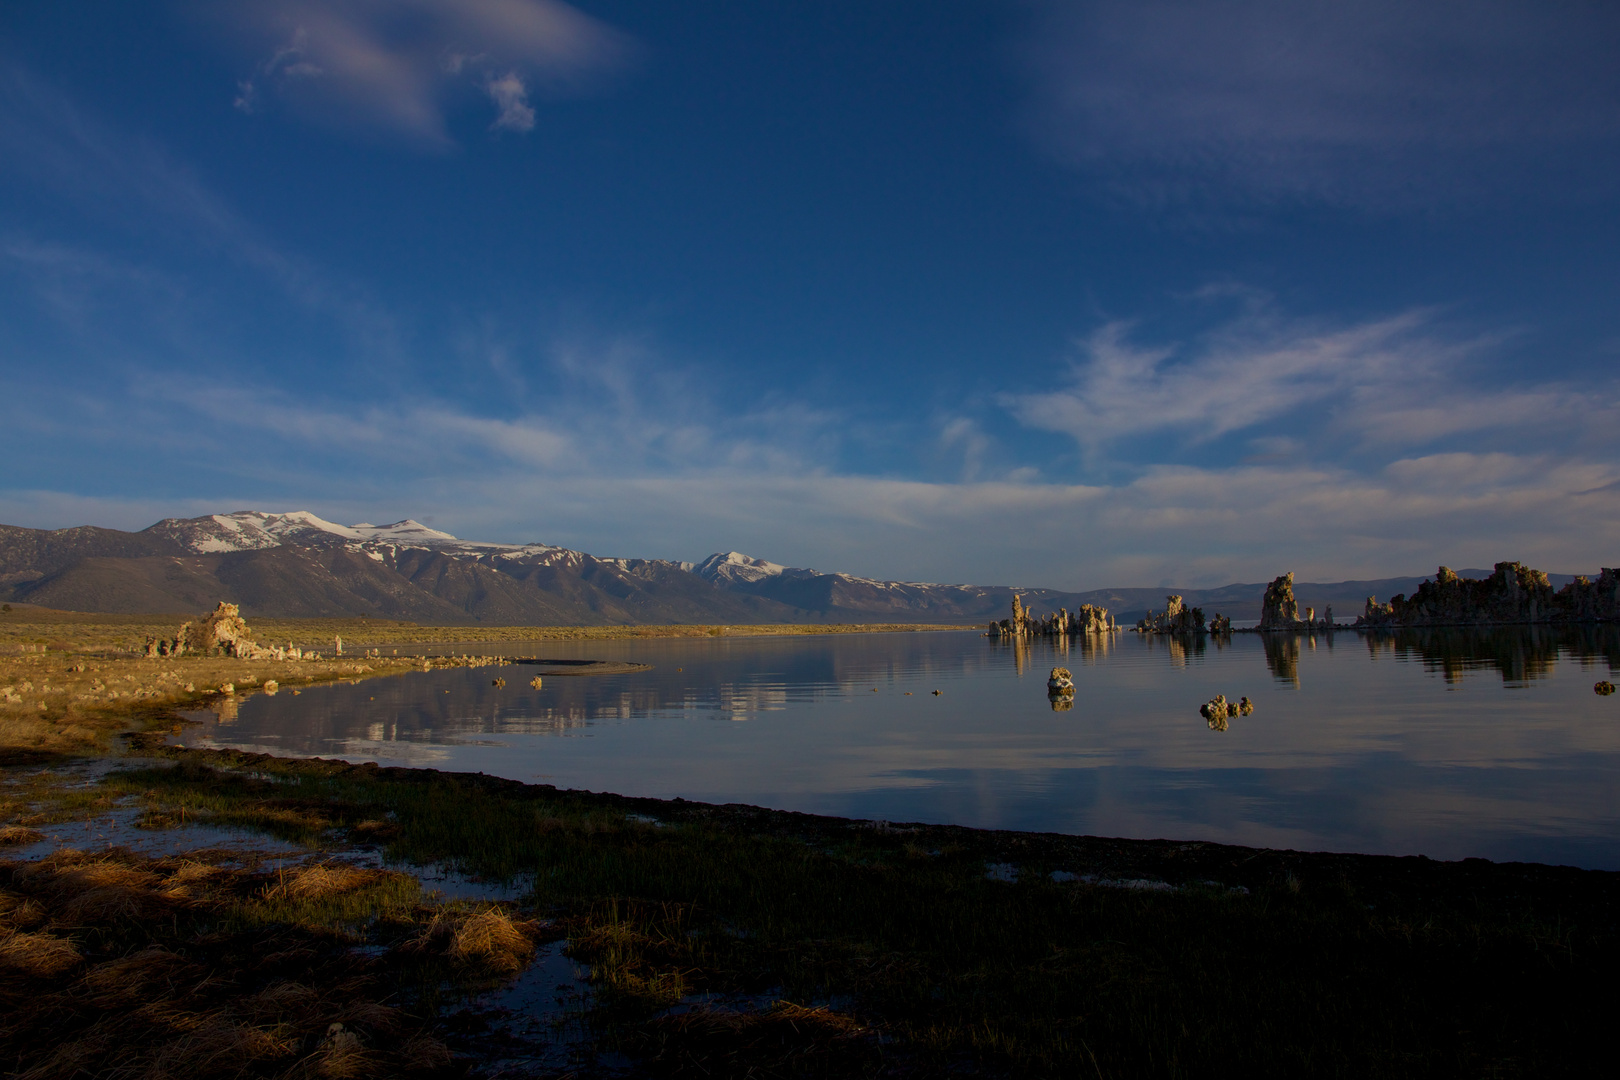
top-left (486, 72), bottom-right (535, 132)
top-left (1018, 0), bottom-right (1620, 208)
top-left (217, 0), bottom-right (634, 148)
top-left (1003, 304), bottom-right (1617, 461)
top-left (14, 448), bottom-right (1615, 589)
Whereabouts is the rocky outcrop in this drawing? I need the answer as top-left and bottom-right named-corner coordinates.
top-left (1260, 574), bottom-right (1299, 628)
top-left (1135, 595), bottom-right (1206, 635)
top-left (1356, 563), bottom-right (1619, 628)
top-left (1200, 694), bottom-right (1254, 730)
top-left (1047, 667), bottom-right (1075, 696)
top-left (143, 601), bottom-right (294, 661)
top-left (185, 602), bottom-right (256, 655)
top-left (987, 596), bottom-right (1115, 638)
top-left (1258, 573), bottom-right (1337, 631)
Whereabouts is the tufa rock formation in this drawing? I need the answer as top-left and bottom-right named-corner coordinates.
top-left (1135, 595), bottom-right (1206, 635)
top-left (1200, 694), bottom-right (1254, 730)
top-left (1047, 667), bottom-right (1075, 696)
top-left (988, 595), bottom-right (1115, 638)
top-left (1356, 563), bottom-right (1619, 628)
top-left (143, 602), bottom-right (293, 661)
top-left (1258, 573), bottom-right (1337, 632)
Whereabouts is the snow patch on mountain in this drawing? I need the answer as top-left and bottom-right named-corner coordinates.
top-left (695, 551), bottom-right (790, 585)
top-left (149, 510), bottom-right (516, 554)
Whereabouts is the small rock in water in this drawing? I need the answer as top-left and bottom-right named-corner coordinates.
top-left (491, 677), bottom-right (505, 688)
top-left (1597, 681), bottom-right (1617, 696)
top-left (1047, 667), bottom-right (1075, 695)
top-left (529, 676), bottom-right (543, 690)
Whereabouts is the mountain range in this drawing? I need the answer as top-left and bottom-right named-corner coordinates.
top-left (0, 510), bottom-right (1571, 626)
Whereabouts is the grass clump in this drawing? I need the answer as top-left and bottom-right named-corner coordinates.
top-left (0, 847), bottom-right (458, 1079)
top-left (0, 840), bottom-right (576, 1080)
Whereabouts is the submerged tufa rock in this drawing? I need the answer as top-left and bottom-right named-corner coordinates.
top-left (1200, 694), bottom-right (1254, 729)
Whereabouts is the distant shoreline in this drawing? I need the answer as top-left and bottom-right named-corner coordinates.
top-left (0, 605), bottom-right (972, 653)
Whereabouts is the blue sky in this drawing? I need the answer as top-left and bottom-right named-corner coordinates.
top-left (2, 0), bottom-right (1618, 589)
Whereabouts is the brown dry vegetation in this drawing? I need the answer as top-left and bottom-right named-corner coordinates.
top-left (0, 845), bottom-right (546, 1080)
top-left (0, 650), bottom-right (424, 763)
top-left (0, 603), bottom-right (966, 650)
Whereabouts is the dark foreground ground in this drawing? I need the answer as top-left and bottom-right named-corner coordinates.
top-left (4, 730), bottom-right (1615, 1079)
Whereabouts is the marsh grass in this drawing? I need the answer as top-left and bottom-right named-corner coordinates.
top-left (0, 847), bottom-right (454, 1079)
top-left (95, 748), bottom-right (1618, 1077)
top-left (0, 840), bottom-right (572, 1080)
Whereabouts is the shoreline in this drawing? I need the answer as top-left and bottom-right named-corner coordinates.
top-left (7, 737), bottom-right (1615, 1076)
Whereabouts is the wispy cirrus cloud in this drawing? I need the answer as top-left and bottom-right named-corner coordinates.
top-left (8, 446), bottom-right (1616, 589)
top-left (216, 0), bottom-right (635, 148)
top-left (1002, 303), bottom-right (1620, 462)
top-left (1018, 0), bottom-right (1620, 209)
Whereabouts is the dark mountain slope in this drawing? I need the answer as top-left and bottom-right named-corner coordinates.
top-left (1, 512), bottom-right (1586, 626)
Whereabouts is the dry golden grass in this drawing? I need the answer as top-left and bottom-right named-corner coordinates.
top-left (0, 825), bottom-right (44, 846)
top-left (0, 648), bottom-right (428, 760)
top-left (0, 846), bottom-right (460, 1080)
top-left (400, 905), bottom-right (540, 977)
top-left (267, 863), bottom-right (380, 901)
top-left (0, 929), bottom-right (81, 978)
top-left (447, 908), bottom-right (538, 974)
top-left (1, 602), bottom-right (968, 650)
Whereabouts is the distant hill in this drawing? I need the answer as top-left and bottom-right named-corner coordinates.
top-left (0, 510), bottom-right (1578, 626)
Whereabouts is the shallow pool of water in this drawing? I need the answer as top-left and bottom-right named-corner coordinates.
top-left (182, 627), bottom-right (1620, 868)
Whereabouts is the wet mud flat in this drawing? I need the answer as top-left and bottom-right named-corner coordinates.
top-left (11, 737), bottom-right (1602, 1079)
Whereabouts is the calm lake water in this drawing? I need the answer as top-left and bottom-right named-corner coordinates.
top-left (184, 628), bottom-right (1620, 869)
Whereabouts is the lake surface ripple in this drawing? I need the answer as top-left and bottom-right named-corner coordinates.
top-left (186, 627), bottom-right (1620, 869)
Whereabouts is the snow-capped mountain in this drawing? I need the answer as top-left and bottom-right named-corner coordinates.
top-left (144, 510), bottom-right (531, 554)
top-left (694, 551), bottom-right (788, 585)
top-left (0, 508), bottom-right (1450, 625)
top-left (0, 508), bottom-right (1050, 624)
